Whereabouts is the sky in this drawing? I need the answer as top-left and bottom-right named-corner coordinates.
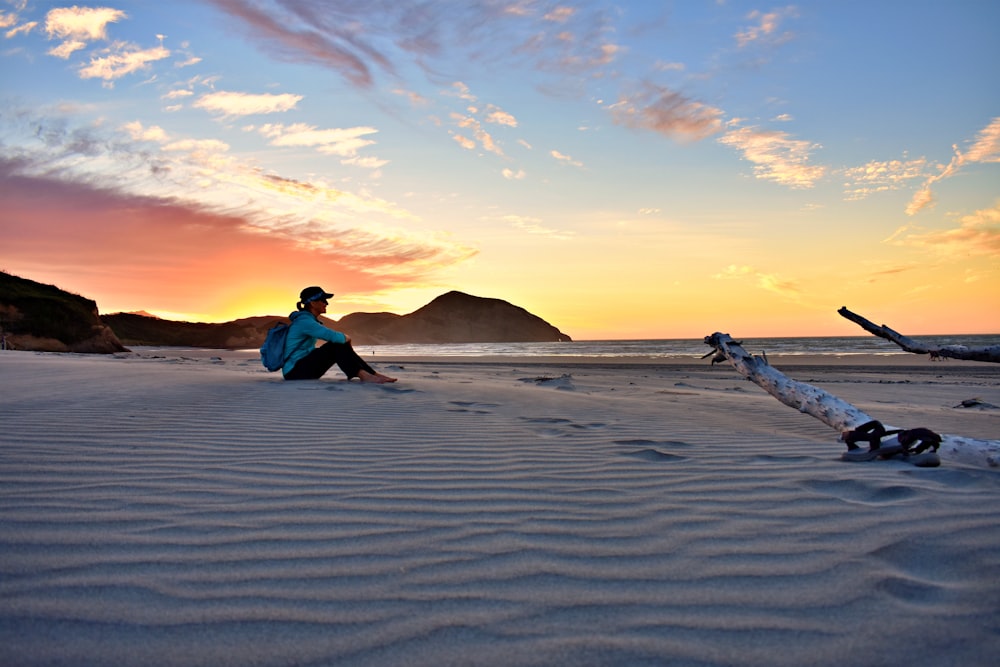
top-left (1, 1), bottom-right (998, 340)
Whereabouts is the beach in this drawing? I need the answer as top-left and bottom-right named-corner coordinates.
top-left (1, 348), bottom-right (998, 666)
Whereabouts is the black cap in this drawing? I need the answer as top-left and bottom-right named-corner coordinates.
top-left (300, 286), bottom-right (334, 303)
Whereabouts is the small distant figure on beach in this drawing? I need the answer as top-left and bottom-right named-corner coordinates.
top-left (282, 286), bottom-right (396, 384)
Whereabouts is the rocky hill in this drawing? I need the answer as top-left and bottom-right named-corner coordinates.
top-left (0, 272), bottom-right (127, 353)
top-left (348, 291), bottom-right (571, 344)
top-left (102, 313), bottom-right (282, 349)
top-left (105, 291), bottom-right (571, 347)
top-left (1, 272), bottom-right (570, 352)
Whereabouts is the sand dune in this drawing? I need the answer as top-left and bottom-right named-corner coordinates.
top-left (1, 349), bottom-right (998, 666)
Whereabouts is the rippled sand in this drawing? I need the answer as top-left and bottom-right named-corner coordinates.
top-left (2, 350), bottom-right (998, 666)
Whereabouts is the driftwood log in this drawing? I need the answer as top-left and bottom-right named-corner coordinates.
top-left (838, 307), bottom-right (1000, 363)
top-left (703, 332), bottom-right (1000, 468)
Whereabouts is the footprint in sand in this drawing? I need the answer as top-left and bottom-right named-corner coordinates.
top-left (613, 438), bottom-right (694, 449)
top-left (447, 400), bottom-right (498, 414)
top-left (519, 416), bottom-right (608, 437)
top-left (376, 386), bottom-right (417, 394)
top-left (619, 448), bottom-right (687, 462)
top-left (519, 374), bottom-right (576, 390)
top-left (522, 417), bottom-right (607, 428)
top-left (801, 479), bottom-right (919, 505)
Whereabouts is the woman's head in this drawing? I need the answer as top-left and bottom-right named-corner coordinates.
top-left (298, 286), bottom-right (333, 312)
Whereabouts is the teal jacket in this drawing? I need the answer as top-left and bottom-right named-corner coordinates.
top-left (282, 310), bottom-right (348, 376)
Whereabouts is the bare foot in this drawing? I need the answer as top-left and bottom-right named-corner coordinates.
top-left (358, 370), bottom-right (398, 384)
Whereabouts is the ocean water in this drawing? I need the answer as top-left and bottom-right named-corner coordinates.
top-left (363, 335), bottom-right (1000, 360)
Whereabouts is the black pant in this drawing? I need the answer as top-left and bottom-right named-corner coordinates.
top-left (283, 341), bottom-right (376, 380)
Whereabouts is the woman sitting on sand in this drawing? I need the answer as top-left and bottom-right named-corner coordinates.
top-left (282, 286), bottom-right (396, 384)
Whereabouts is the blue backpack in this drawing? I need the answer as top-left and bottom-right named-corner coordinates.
top-left (260, 322), bottom-right (290, 372)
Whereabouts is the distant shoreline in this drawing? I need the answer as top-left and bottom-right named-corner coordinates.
top-left (115, 345), bottom-right (1000, 370)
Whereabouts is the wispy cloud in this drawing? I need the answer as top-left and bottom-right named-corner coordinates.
top-left (894, 201), bottom-right (1000, 256)
top-left (484, 105), bottom-right (518, 127)
top-left (256, 123), bottom-right (377, 156)
top-left (609, 83), bottom-right (725, 142)
top-left (653, 60), bottom-right (685, 73)
top-left (194, 91), bottom-right (303, 117)
top-left (444, 82), bottom-right (477, 103)
top-left (451, 112), bottom-right (503, 156)
top-left (841, 157), bottom-right (929, 200)
top-left (122, 120), bottom-right (169, 143)
top-left (44, 6), bottom-right (125, 58)
top-left (342, 155), bottom-right (388, 171)
top-left (717, 124), bottom-right (825, 188)
top-left (964, 117), bottom-right (1000, 163)
top-left (174, 54), bottom-right (202, 68)
top-left (551, 150), bottom-right (583, 168)
top-left (162, 89), bottom-right (194, 100)
top-left (543, 7), bottom-right (576, 23)
top-left (392, 87), bottom-right (430, 107)
top-left (205, 0), bottom-right (393, 87)
top-left (451, 134), bottom-right (476, 151)
top-left (905, 117), bottom-right (1000, 215)
top-left (79, 41), bottom-right (171, 83)
top-left (713, 264), bottom-right (801, 299)
top-left (46, 39), bottom-right (83, 58)
top-left (735, 7), bottom-right (797, 48)
top-left (251, 122), bottom-right (385, 170)
top-left (503, 214), bottom-right (573, 240)
top-left (162, 138), bottom-right (230, 154)
top-left (443, 84), bottom-right (516, 157)
top-left (4, 15), bottom-right (36, 39)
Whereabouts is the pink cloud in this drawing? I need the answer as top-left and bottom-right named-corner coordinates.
top-left (906, 117), bottom-right (1000, 215)
top-left (610, 83), bottom-right (725, 142)
top-left (0, 159), bottom-right (475, 316)
top-left (718, 125), bottom-right (825, 188)
top-left (206, 0), bottom-right (392, 87)
top-left (898, 202), bottom-right (1000, 256)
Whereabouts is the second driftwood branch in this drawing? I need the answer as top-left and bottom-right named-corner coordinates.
top-left (838, 307), bottom-right (1000, 363)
